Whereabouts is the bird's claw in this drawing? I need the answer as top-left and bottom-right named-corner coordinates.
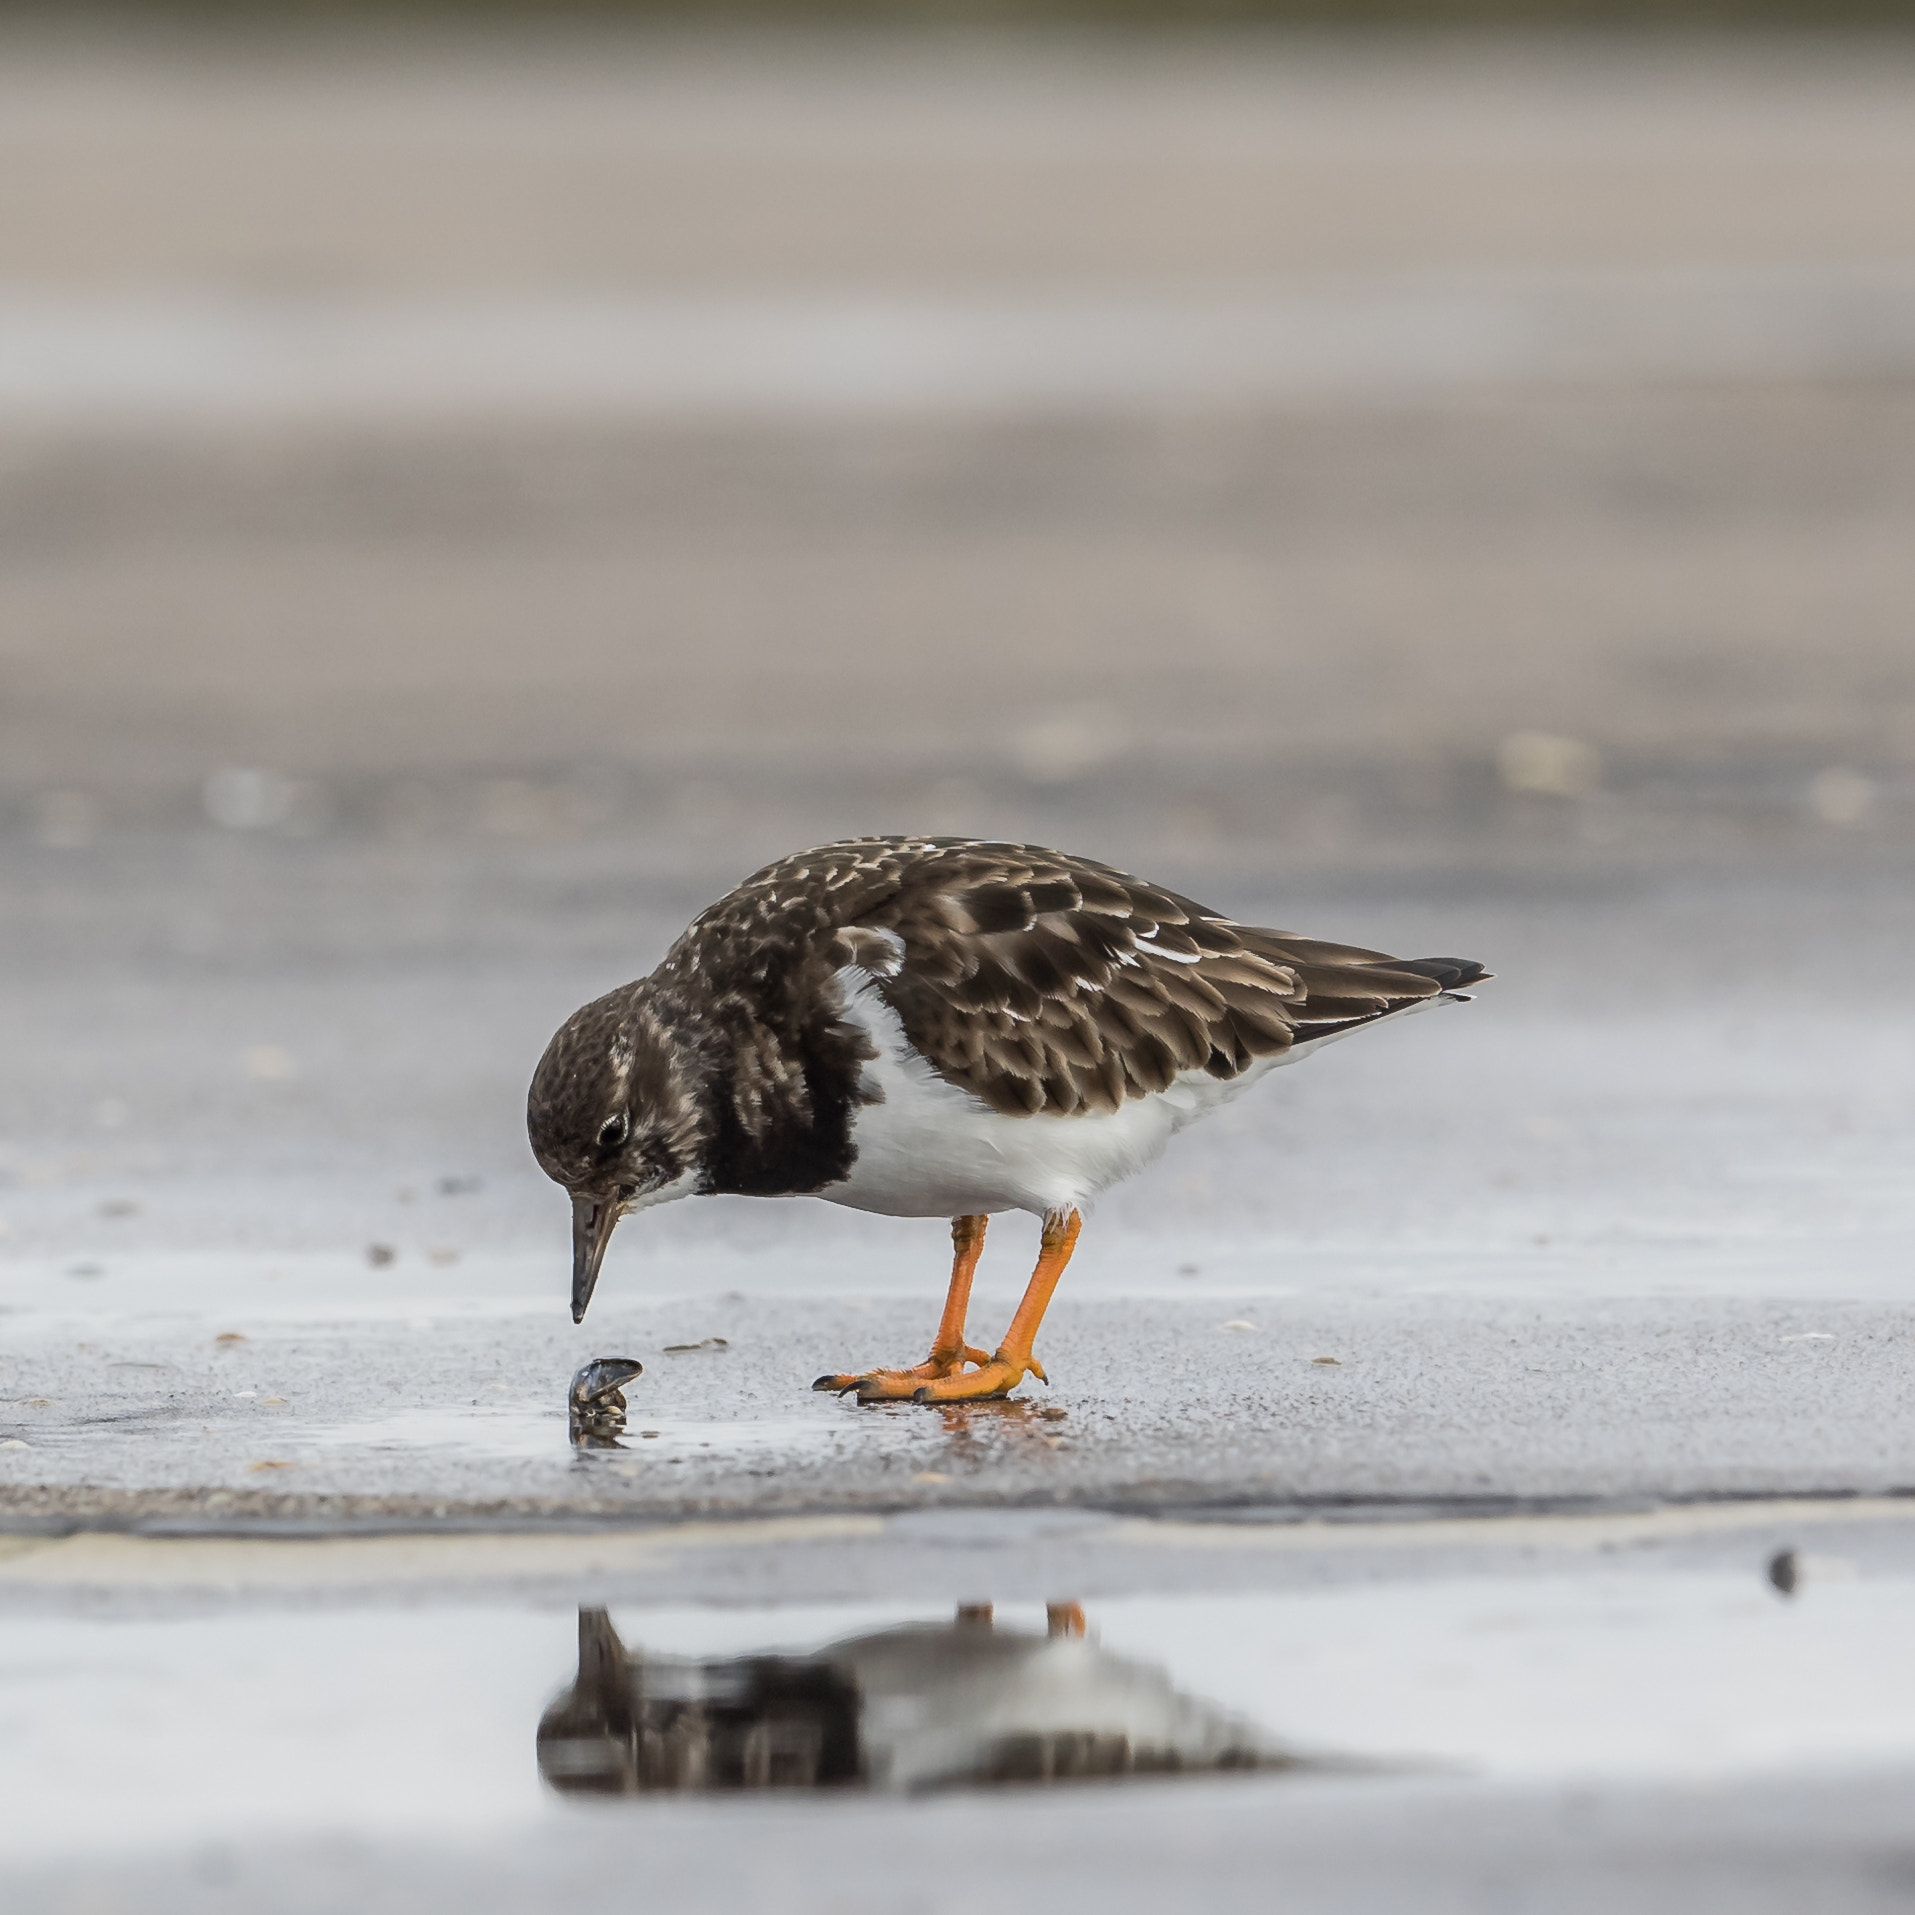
top-left (812, 1371), bottom-right (922, 1399)
top-left (813, 1346), bottom-right (996, 1402)
top-left (907, 1355), bottom-right (1034, 1403)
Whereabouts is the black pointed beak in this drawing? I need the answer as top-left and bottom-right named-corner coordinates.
top-left (571, 1191), bottom-right (620, 1323)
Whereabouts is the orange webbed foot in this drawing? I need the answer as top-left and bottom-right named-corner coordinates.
top-left (812, 1345), bottom-right (995, 1402)
top-left (908, 1352), bottom-right (1046, 1403)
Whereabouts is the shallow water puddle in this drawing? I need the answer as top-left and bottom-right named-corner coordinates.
top-left (280, 1407), bottom-right (845, 1461)
top-left (5, 1565), bottom-right (1915, 1855)
top-left (6, 1402), bottom-right (852, 1470)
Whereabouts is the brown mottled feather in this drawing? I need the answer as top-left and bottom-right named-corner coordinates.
top-left (650, 838), bottom-right (1483, 1126)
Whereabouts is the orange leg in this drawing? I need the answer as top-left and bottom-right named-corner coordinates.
top-left (909, 1210), bottom-right (1082, 1404)
top-left (813, 1215), bottom-right (995, 1400)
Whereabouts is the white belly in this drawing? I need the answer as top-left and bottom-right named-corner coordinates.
top-left (821, 972), bottom-right (1281, 1220)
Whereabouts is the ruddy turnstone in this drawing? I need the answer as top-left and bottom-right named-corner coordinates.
top-left (528, 837), bottom-right (1486, 1404)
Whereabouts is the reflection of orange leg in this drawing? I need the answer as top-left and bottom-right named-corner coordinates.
top-left (911, 1210), bottom-right (1081, 1403)
top-left (1046, 1602), bottom-right (1087, 1639)
top-left (813, 1215), bottom-right (995, 1400)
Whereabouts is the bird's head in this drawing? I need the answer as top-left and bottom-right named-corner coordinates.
top-left (527, 988), bottom-right (704, 1322)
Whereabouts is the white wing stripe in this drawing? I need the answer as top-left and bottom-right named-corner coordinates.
top-left (1131, 936), bottom-right (1204, 965)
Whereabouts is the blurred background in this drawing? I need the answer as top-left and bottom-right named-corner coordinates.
top-left (4, 4), bottom-right (1915, 1283)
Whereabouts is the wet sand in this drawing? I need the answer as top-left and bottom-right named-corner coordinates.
top-left (7, 862), bottom-right (1915, 1521)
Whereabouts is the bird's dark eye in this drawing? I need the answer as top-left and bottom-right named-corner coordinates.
top-left (597, 1113), bottom-right (629, 1150)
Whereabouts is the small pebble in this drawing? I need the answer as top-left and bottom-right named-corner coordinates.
top-left (366, 1243), bottom-right (396, 1267)
top-left (1312, 1356), bottom-right (1342, 1366)
top-left (662, 1337), bottom-right (729, 1354)
top-left (1769, 1548), bottom-right (1799, 1596)
top-left (214, 1332), bottom-right (247, 1346)
top-left (1223, 1320), bottom-right (1256, 1333)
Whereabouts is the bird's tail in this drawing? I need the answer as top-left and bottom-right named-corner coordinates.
top-left (1382, 957), bottom-right (1492, 1000)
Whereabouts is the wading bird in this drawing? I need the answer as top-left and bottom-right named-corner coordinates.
top-left (528, 837), bottom-right (1485, 1403)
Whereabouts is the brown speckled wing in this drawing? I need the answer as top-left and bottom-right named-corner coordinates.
top-left (655, 838), bottom-right (1481, 1130)
top-left (823, 840), bottom-right (1472, 1118)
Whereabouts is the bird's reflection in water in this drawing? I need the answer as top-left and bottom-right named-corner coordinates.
top-left (537, 1601), bottom-right (1288, 1797)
